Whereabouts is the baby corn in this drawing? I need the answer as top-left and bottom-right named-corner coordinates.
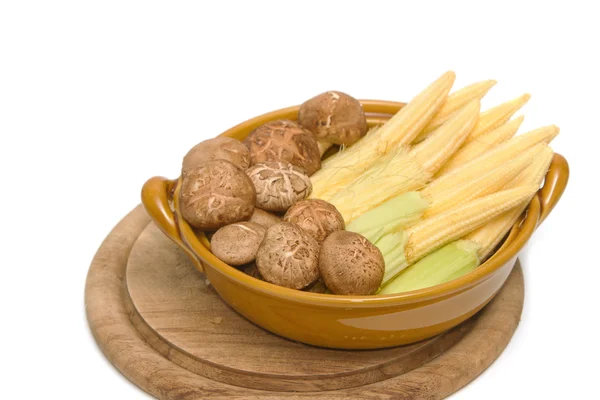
top-left (437, 116), bottom-right (524, 176)
top-left (326, 147), bottom-right (429, 221)
top-left (348, 125), bottom-right (535, 268)
top-left (415, 79), bottom-right (497, 142)
top-left (466, 94), bottom-right (530, 143)
top-left (379, 148), bottom-right (554, 294)
top-left (346, 146), bottom-right (530, 243)
top-left (430, 124), bottom-right (558, 187)
top-left (327, 100), bottom-right (479, 222)
top-left (379, 185), bottom-right (538, 285)
top-left (404, 185), bottom-right (538, 264)
top-left (421, 149), bottom-right (533, 218)
top-left (310, 71), bottom-right (455, 199)
top-left (410, 100), bottom-right (480, 175)
top-left (466, 147), bottom-right (555, 259)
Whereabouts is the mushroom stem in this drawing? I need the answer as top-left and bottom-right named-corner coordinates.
top-left (318, 140), bottom-right (333, 157)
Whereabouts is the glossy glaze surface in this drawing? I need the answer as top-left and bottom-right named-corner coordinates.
top-left (141, 100), bottom-right (569, 349)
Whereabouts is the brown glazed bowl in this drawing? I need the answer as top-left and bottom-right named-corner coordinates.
top-left (141, 100), bottom-right (569, 350)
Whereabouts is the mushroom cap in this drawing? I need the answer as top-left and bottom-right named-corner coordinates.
top-left (182, 137), bottom-right (250, 175)
top-left (243, 120), bottom-right (321, 176)
top-left (283, 199), bottom-right (345, 244)
top-left (249, 208), bottom-right (282, 228)
top-left (319, 231), bottom-right (385, 295)
top-left (246, 161), bottom-right (312, 212)
top-left (179, 160), bottom-right (256, 230)
top-left (256, 222), bottom-right (320, 289)
top-left (210, 221), bottom-right (266, 266)
top-left (298, 91), bottom-right (367, 146)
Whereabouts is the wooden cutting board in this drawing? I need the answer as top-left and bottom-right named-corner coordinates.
top-left (85, 205), bottom-right (525, 399)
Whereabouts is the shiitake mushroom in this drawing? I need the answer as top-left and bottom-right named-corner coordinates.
top-left (249, 208), bottom-right (281, 229)
top-left (298, 91), bottom-right (367, 155)
top-left (283, 199), bottom-right (344, 245)
top-left (179, 91), bottom-right (385, 296)
top-left (246, 161), bottom-right (312, 213)
top-left (243, 120), bottom-right (321, 176)
top-left (255, 222), bottom-right (320, 290)
top-left (179, 160), bottom-right (255, 230)
top-left (318, 231), bottom-right (384, 295)
top-left (210, 221), bottom-right (266, 266)
top-left (182, 137), bottom-right (250, 175)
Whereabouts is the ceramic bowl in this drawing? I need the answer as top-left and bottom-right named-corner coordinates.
top-left (141, 100), bottom-right (569, 349)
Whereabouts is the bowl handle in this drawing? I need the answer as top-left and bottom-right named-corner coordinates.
top-left (537, 153), bottom-right (569, 227)
top-left (141, 176), bottom-right (205, 273)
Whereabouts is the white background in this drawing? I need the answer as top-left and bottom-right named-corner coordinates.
top-left (1, 1), bottom-right (597, 399)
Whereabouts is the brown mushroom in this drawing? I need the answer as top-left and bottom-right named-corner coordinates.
top-left (256, 222), bottom-right (320, 289)
top-left (304, 278), bottom-right (329, 294)
top-left (319, 231), bottom-right (384, 295)
top-left (246, 161), bottom-right (312, 212)
top-left (243, 120), bottom-right (321, 176)
top-left (298, 91), bottom-right (367, 155)
top-left (249, 208), bottom-right (281, 228)
top-left (182, 137), bottom-right (250, 175)
top-left (241, 262), bottom-right (264, 281)
top-left (283, 199), bottom-right (345, 244)
top-left (210, 221), bottom-right (266, 266)
top-left (179, 160), bottom-right (256, 230)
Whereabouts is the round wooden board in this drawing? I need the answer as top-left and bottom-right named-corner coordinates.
top-left (125, 221), bottom-right (472, 392)
top-left (86, 206), bottom-right (525, 400)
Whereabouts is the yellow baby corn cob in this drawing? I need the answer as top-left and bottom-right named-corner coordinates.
top-left (310, 72), bottom-right (455, 199)
top-left (410, 100), bottom-right (480, 175)
top-left (403, 185), bottom-right (539, 264)
top-left (347, 129), bottom-right (531, 242)
top-left (427, 143), bottom-right (544, 199)
top-left (430, 124), bottom-right (559, 190)
top-left (326, 147), bottom-right (429, 220)
top-left (421, 149), bottom-right (533, 218)
top-left (415, 79), bottom-right (496, 142)
top-left (379, 148), bottom-right (554, 293)
top-left (327, 100), bottom-right (479, 222)
top-left (466, 147), bottom-right (554, 259)
top-left (436, 116), bottom-right (524, 176)
top-left (511, 146), bottom-right (555, 189)
top-left (465, 94), bottom-right (531, 143)
top-left (378, 185), bottom-right (538, 285)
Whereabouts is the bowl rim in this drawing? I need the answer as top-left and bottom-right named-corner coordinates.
top-left (175, 100), bottom-right (541, 307)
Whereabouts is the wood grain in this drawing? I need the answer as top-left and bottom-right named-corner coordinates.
top-left (86, 205), bottom-right (525, 399)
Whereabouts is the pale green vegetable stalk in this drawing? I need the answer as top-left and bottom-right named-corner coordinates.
top-left (310, 71), bottom-right (455, 200)
top-left (377, 231), bottom-right (408, 284)
top-left (379, 147), bottom-right (556, 295)
top-left (378, 240), bottom-right (480, 294)
top-left (378, 185), bottom-right (538, 286)
top-left (345, 191), bottom-right (429, 243)
top-left (347, 145), bottom-right (534, 282)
